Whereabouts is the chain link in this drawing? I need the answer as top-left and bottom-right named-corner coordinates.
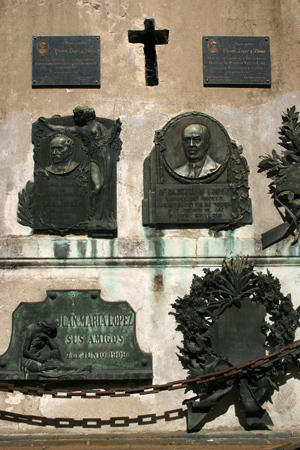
top-left (0, 341), bottom-right (299, 398)
top-left (0, 408), bottom-right (186, 428)
top-left (0, 342), bottom-right (298, 429)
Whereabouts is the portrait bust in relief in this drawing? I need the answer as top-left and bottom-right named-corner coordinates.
top-left (161, 112), bottom-right (230, 182)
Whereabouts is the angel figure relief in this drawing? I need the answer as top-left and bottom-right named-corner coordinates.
top-left (17, 105), bottom-right (121, 237)
top-left (39, 105), bottom-right (121, 228)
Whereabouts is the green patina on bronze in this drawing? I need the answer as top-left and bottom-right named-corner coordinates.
top-left (0, 291), bottom-right (152, 381)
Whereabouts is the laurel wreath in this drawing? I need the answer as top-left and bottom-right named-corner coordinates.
top-left (258, 106), bottom-right (300, 243)
top-left (171, 255), bottom-right (300, 388)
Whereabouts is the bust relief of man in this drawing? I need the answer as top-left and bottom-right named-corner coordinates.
top-left (176, 124), bottom-right (220, 178)
top-left (46, 135), bottom-right (79, 175)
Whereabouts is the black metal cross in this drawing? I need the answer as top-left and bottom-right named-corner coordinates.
top-left (128, 19), bottom-right (169, 86)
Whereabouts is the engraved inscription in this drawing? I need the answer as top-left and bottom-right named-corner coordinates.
top-left (66, 351), bottom-right (128, 360)
top-left (34, 172), bottom-right (88, 229)
top-left (57, 313), bottom-right (134, 363)
top-left (155, 184), bottom-right (235, 224)
top-left (0, 290), bottom-right (153, 381)
top-left (32, 36), bottom-right (100, 87)
top-left (58, 314), bottom-right (134, 328)
top-left (203, 36), bottom-right (271, 86)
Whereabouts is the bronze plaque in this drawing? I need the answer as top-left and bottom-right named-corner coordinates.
top-left (211, 299), bottom-right (266, 366)
top-left (171, 256), bottom-right (300, 431)
top-left (0, 290), bottom-right (152, 381)
top-left (143, 112), bottom-right (252, 229)
top-left (203, 36), bottom-right (271, 86)
top-left (33, 160), bottom-right (89, 231)
top-left (155, 184), bottom-right (235, 224)
top-left (17, 106), bottom-right (122, 237)
top-left (32, 36), bottom-right (100, 88)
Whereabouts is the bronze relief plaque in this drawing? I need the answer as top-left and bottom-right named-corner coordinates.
top-left (143, 112), bottom-right (252, 229)
top-left (171, 256), bottom-right (300, 430)
top-left (0, 290), bottom-right (152, 381)
top-left (17, 106), bottom-right (122, 237)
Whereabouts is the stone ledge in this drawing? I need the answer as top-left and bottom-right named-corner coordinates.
top-left (0, 431), bottom-right (300, 449)
top-left (0, 236), bottom-right (299, 265)
top-left (1, 256), bottom-right (300, 268)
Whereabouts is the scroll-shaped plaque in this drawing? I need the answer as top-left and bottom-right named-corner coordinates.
top-left (143, 112), bottom-right (252, 230)
top-left (0, 290), bottom-right (152, 381)
top-left (17, 106), bottom-right (122, 237)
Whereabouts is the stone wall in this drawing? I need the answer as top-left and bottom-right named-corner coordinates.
top-left (0, 0), bottom-right (299, 437)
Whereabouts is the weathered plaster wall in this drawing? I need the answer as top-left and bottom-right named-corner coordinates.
top-left (0, 0), bottom-right (299, 437)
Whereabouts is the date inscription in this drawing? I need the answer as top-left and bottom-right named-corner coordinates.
top-left (155, 183), bottom-right (236, 224)
top-left (57, 313), bottom-right (134, 364)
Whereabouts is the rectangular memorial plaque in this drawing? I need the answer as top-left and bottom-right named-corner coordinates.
top-left (203, 36), bottom-right (271, 87)
top-left (33, 172), bottom-right (89, 230)
top-left (17, 110), bottom-right (121, 237)
top-left (155, 184), bottom-right (236, 224)
top-left (211, 299), bottom-right (266, 366)
top-left (32, 36), bottom-right (100, 88)
top-left (0, 290), bottom-right (152, 381)
top-left (143, 112), bottom-right (252, 229)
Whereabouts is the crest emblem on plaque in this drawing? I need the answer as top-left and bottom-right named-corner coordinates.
top-left (208, 39), bottom-right (220, 54)
top-left (143, 111), bottom-right (252, 229)
top-left (17, 106), bottom-right (122, 237)
top-left (37, 40), bottom-right (49, 55)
